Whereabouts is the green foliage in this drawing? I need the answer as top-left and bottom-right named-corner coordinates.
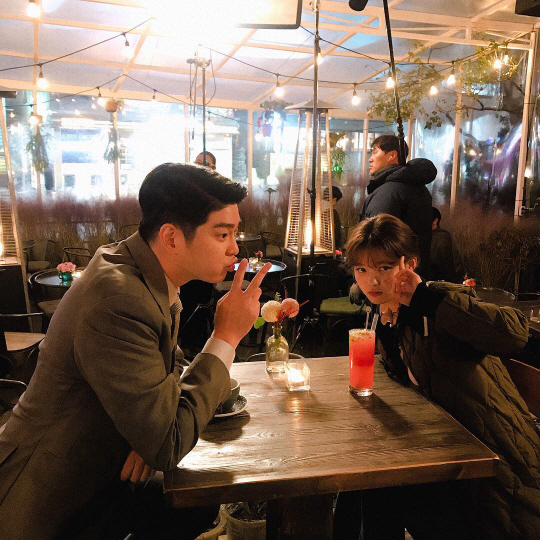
top-left (25, 125), bottom-right (50, 174)
top-left (331, 147), bottom-right (346, 180)
top-left (104, 118), bottom-right (123, 164)
top-left (259, 98), bottom-right (291, 112)
top-left (369, 40), bottom-right (522, 129)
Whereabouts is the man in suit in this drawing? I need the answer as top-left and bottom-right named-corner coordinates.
top-left (0, 163), bottom-right (270, 539)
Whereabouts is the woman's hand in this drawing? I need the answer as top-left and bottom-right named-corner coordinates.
top-left (394, 256), bottom-right (422, 306)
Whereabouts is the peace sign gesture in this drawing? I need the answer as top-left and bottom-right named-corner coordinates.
top-left (213, 259), bottom-right (272, 349)
top-left (394, 256), bottom-right (422, 306)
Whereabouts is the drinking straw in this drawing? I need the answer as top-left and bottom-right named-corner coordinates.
top-left (370, 312), bottom-right (379, 332)
top-left (365, 306), bottom-right (371, 330)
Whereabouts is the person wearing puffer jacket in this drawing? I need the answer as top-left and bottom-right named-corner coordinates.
top-left (334, 214), bottom-right (539, 540)
top-left (361, 134), bottom-right (437, 278)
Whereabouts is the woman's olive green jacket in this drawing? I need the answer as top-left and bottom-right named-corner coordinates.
top-left (379, 282), bottom-right (539, 540)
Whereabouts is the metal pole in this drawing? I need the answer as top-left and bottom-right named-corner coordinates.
top-left (113, 110), bottom-right (120, 201)
top-left (247, 109), bottom-right (253, 197)
top-left (450, 65), bottom-right (463, 215)
top-left (310, 0), bottom-right (320, 259)
top-left (361, 115), bottom-right (369, 207)
top-left (202, 63), bottom-right (207, 167)
top-left (514, 31), bottom-right (537, 223)
top-left (382, 0), bottom-right (406, 165)
top-left (184, 104), bottom-right (189, 162)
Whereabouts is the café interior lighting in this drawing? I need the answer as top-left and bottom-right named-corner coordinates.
top-left (493, 57), bottom-right (502, 70)
top-left (285, 361), bottom-right (310, 391)
top-left (386, 76), bottom-right (395, 89)
top-left (27, 0), bottom-right (40, 18)
top-left (37, 65), bottom-right (48, 90)
top-left (429, 85), bottom-right (438, 96)
top-left (274, 75), bottom-right (284, 97)
top-left (28, 111), bottom-right (42, 126)
top-left (351, 85), bottom-right (360, 106)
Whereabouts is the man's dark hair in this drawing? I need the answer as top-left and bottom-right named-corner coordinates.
top-left (432, 207), bottom-right (441, 227)
top-left (196, 151), bottom-right (216, 167)
top-left (371, 134), bottom-right (409, 159)
top-left (138, 163), bottom-right (247, 242)
top-left (332, 185), bottom-right (343, 201)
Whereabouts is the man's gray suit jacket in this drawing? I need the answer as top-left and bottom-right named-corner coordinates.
top-left (0, 233), bottom-right (230, 539)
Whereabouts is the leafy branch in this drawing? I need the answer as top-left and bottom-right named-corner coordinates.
top-left (25, 125), bottom-right (50, 174)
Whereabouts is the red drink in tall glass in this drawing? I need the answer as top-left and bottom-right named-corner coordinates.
top-left (349, 329), bottom-right (375, 396)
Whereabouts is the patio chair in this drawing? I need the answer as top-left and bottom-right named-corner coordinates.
top-left (502, 358), bottom-right (540, 418)
top-left (0, 375), bottom-right (27, 427)
top-left (0, 313), bottom-right (46, 384)
top-left (475, 287), bottom-right (516, 304)
top-left (260, 231), bottom-right (284, 261)
top-left (63, 247), bottom-right (92, 266)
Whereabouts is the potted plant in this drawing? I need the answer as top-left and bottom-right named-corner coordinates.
top-left (222, 501), bottom-right (266, 540)
top-left (104, 97), bottom-right (124, 113)
top-left (329, 131), bottom-right (347, 181)
top-left (25, 125), bottom-right (49, 174)
top-left (259, 98), bottom-right (291, 137)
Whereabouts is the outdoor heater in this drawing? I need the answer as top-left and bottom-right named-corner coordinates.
top-left (283, 99), bottom-right (340, 275)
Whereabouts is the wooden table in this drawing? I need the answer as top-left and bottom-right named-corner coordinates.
top-left (164, 357), bottom-right (498, 540)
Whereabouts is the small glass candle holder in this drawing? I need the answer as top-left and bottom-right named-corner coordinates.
top-left (285, 361), bottom-right (310, 391)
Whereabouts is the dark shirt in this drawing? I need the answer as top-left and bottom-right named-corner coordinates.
top-left (430, 227), bottom-right (456, 282)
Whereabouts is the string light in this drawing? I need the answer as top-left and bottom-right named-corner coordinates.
top-left (26, 0), bottom-right (40, 18)
top-left (152, 89), bottom-right (156, 101)
top-left (429, 85), bottom-right (438, 96)
top-left (123, 33), bottom-right (133, 59)
top-left (97, 87), bottom-right (106, 106)
top-left (28, 109), bottom-right (42, 126)
top-left (274, 75), bottom-right (284, 97)
top-left (493, 57), bottom-right (502, 70)
top-left (503, 52), bottom-right (509, 64)
top-left (386, 76), bottom-right (395, 89)
top-left (446, 62), bottom-right (456, 86)
top-left (37, 64), bottom-right (48, 90)
top-left (351, 84), bottom-right (360, 106)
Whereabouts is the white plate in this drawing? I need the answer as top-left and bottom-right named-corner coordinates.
top-left (213, 395), bottom-right (248, 418)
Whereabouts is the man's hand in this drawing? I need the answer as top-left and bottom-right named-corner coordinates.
top-left (213, 259), bottom-right (271, 349)
top-left (394, 256), bottom-right (422, 306)
top-left (120, 449), bottom-right (156, 483)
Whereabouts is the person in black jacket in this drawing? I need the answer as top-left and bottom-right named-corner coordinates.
top-left (430, 206), bottom-right (457, 282)
top-left (361, 134), bottom-right (436, 278)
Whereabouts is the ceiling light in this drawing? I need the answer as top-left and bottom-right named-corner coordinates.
top-left (28, 112), bottom-right (42, 126)
top-left (123, 33), bottom-right (134, 59)
top-left (152, 89), bottom-right (156, 101)
top-left (274, 76), bottom-right (284, 97)
top-left (446, 72), bottom-right (456, 86)
top-left (429, 85), bottom-right (438, 96)
top-left (386, 76), bottom-right (395, 89)
top-left (97, 88), bottom-right (106, 106)
top-left (493, 57), bottom-right (502, 70)
top-left (37, 65), bottom-right (48, 89)
top-left (351, 85), bottom-right (360, 106)
top-left (27, 0), bottom-right (40, 18)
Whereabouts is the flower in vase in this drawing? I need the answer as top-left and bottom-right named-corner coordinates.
top-left (261, 300), bottom-right (282, 322)
top-left (463, 275), bottom-right (476, 287)
top-left (57, 262), bottom-right (77, 273)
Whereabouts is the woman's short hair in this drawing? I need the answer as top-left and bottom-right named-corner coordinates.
top-left (138, 163), bottom-right (247, 242)
top-left (345, 214), bottom-right (419, 267)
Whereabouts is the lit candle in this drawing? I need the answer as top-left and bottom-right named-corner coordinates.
top-left (72, 270), bottom-right (82, 279)
top-left (285, 362), bottom-right (310, 391)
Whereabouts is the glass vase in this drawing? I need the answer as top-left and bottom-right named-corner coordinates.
top-left (59, 271), bottom-right (73, 283)
top-left (266, 323), bottom-right (288, 373)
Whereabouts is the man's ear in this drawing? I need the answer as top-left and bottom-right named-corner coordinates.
top-left (158, 223), bottom-right (183, 253)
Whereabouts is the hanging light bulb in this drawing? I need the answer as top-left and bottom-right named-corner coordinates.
top-left (503, 52), bottom-right (510, 64)
top-left (28, 111), bottom-right (42, 126)
top-left (429, 85), bottom-right (439, 96)
top-left (9, 112), bottom-right (15, 119)
top-left (493, 57), bottom-right (502, 70)
top-left (123, 33), bottom-right (133, 59)
top-left (351, 85), bottom-right (360, 106)
top-left (386, 76), bottom-right (395, 89)
top-left (97, 88), bottom-right (106, 106)
top-left (446, 72), bottom-right (456, 86)
top-left (26, 0), bottom-right (40, 18)
top-left (152, 89), bottom-right (156, 101)
top-left (274, 75), bottom-right (284, 97)
top-left (37, 65), bottom-right (48, 90)
top-left (255, 131), bottom-right (263, 142)
top-left (317, 53), bottom-right (323, 65)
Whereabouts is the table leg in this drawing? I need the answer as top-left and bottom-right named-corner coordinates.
top-left (266, 493), bottom-right (333, 540)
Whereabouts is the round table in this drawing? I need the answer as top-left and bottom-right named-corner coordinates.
top-left (234, 259), bottom-right (286, 274)
top-left (235, 233), bottom-right (261, 243)
top-left (34, 268), bottom-right (86, 290)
